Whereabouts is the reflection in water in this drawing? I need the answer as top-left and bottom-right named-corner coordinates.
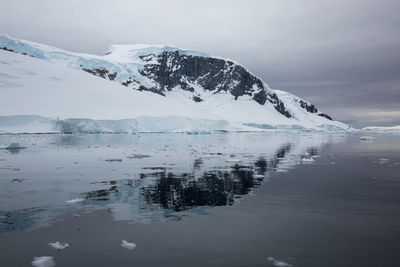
top-left (80, 144), bottom-right (292, 214)
top-left (0, 133), bottom-right (343, 232)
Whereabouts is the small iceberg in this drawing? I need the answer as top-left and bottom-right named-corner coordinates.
top-left (267, 257), bottom-right (293, 267)
top-left (49, 241), bottom-right (70, 251)
top-left (65, 198), bottom-right (85, 204)
top-left (301, 157), bottom-right (315, 163)
top-left (31, 256), bottom-right (55, 267)
top-left (360, 136), bottom-right (375, 141)
top-left (121, 240), bottom-right (136, 250)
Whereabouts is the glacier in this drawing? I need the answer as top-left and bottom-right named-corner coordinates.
top-left (0, 34), bottom-right (350, 134)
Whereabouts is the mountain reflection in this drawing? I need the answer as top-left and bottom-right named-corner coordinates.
top-left (0, 133), bottom-right (341, 232)
top-left (141, 168), bottom-right (259, 211)
top-left (81, 144), bottom-right (292, 212)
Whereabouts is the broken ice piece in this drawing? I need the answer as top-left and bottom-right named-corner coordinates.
top-left (267, 257), bottom-right (293, 267)
top-left (121, 240), bottom-right (136, 250)
top-left (49, 241), bottom-right (70, 251)
top-left (31, 256), bottom-right (55, 267)
top-left (65, 198), bottom-right (85, 204)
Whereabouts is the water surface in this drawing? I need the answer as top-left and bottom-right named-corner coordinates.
top-left (0, 133), bottom-right (399, 267)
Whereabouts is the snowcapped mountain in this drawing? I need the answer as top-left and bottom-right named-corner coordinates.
top-left (0, 34), bottom-right (349, 133)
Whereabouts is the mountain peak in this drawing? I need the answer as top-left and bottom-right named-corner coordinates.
top-left (104, 44), bottom-right (210, 62)
top-left (0, 33), bottom-right (350, 133)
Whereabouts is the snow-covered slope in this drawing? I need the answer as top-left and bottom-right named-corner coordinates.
top-left (362, 125), bottom-right (400, 133)
top-left (0, 34), bottom-right (349, 133)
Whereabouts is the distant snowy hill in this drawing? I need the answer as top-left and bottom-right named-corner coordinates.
top-left (362, 125), bottom-right (400, 133)
top-left (0, 34), bottom-right (349, 133)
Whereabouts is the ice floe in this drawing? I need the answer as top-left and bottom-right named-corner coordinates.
top-left (267, 257), bottom-right (293, 267)
top-left (301, 157), bottom-right (315, 163)
top-left (379, 158), bottom-right (389, 164)
top-left (31, 256), bottom-right (55, 267)
top-left (121, 240), bottom-right (136, 250)
top-left (48, 241), bottom-right (70, 251)
top-left (65, 198), bottom-right (85, 204)
top-left (225, 159), bottom-right (241, 163)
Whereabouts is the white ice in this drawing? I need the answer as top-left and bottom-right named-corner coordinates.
top-left (121, 240), bottom-right (136, 250)
top-left (267, 257), bottom-right (293, 267)
top-left (31, 256), bottom-right (55, 267)
top-left (65, 198), bottom-right (85, 204)
top-left (48, 241), bottom-right (70, 250)
top-left (0, 34), bottom-right (351, 134)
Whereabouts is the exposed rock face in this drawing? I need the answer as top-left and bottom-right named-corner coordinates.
top-left (79, 50), bottom-right (292, 117)
top-left (299, 100), bottom-right (318, 113)
top-left (296, 98), bottom-right (332, 120)
top-left (318, 113), bottom-right (333, 120)
top-left (139, 51), bottom-right (266, 102)
top-left (82, 68), bottom-right (117, 80)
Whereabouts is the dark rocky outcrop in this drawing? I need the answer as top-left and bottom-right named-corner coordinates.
top-left (1, 47), bottom-right (14, 52)
top-left (82, 68), bottom-right (117, 81)
top-left (136, 51), bottom-right (291, 117)
top-left (318, 113), bottom-right (333, 120)
top-left (299, 100), bottom-right (318, 113)
top-left (138, 51), bottom-right (266, 102)
top-left (192, 95), bottom-right (203, 102)
top-left (267, 93), bottom-right (292, 118)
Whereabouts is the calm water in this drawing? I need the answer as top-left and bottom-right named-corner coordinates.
top-left (0, 132), bottom-right (399, 267)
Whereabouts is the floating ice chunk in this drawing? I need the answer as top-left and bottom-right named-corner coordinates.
top-left (360, 136), bottom-right (375, 141)
top-left (225, 159), bottom-right (241, 163)
top-left (65, 198), bottom-right (85, 204)
top-left (48, 241), bottom-right (70, 251)
top-left (121, 240), bottom-right (136, 250)
top-left (31, 256), bottom-right (55, 267)
top-left (253, 174), bottom-right (265, 179)
top-left (267, 257), bottom-right (293, 267)
top-left (379, 158), bottom-right (389, 164)
top-left (301, 157), bottom-right (314, 162)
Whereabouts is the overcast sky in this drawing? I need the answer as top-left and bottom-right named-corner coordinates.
top-left (1, 0), bottom-right (399, 127)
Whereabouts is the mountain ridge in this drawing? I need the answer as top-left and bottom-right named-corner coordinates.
top-left (0, 34), bottom-right (350, 133)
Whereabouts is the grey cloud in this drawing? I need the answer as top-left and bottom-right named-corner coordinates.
top-left (0, 0), bottom-right (399, 127)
